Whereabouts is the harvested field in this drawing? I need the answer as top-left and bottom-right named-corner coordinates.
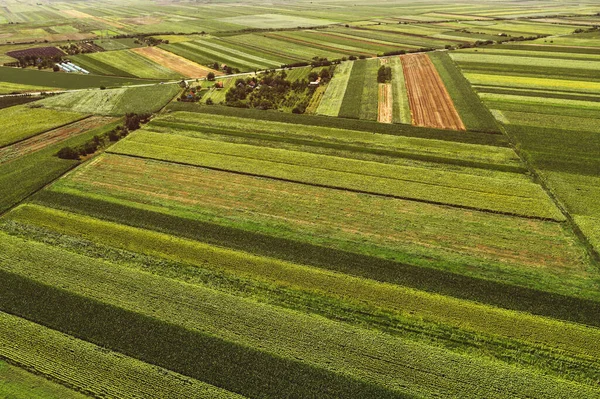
top-left (132, 47), bottom-right (218, 78)
top-left (0, 116), bottom-right (117, 164)
top-left (378, 83), bottom-right (393, 123)
top-left (401, 53), bottom-right (465, 131)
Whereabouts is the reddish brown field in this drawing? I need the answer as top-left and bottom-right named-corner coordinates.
top-left (132, 47), bottom-right (220, 78)
top-left (6, 46), bottom-right (64, 59)
top-left (401, 53), bottom-right (465, 131)
top-left (378, 83), bottom-right (393, 123)
top-left (0, 116), bottom-right (118, 164)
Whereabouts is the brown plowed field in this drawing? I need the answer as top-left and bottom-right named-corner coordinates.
top-left (401, 53), bottom-right (465, 131)
top-left (132, 47), bottom-right (219, 78)
top-left (378, 83), bottom-right (393, 123)
top-left (0, 116), bottom-right (117, 164)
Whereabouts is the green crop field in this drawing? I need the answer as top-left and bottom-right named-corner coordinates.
top-left (2, 1), bottom-right (600, 397)
top-left (72, 50), bottom-right (182, 79)
top-left (36, 85), bottom-right (180, 115)
top-left (0, 105), bottom-right (85, 148)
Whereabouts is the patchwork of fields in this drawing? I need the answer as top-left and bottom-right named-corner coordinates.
top-left (2, 1), bottom-right (600, 397)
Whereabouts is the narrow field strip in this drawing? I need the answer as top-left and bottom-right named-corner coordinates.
top-left (1, 235), bottom-right (598, 399)
top-left (109, 132), bottom-right (563, 220)
top-left (0, 311), bottom-right (247, 399)
top-left (401, 53), bottom-right (466, 131)
top-left (378, 83), bottom-right (393, 123)
top-left (0, 105), bottom-right (86, 148)
top-left (316, 61), bottom-right (353, 116)
top-left (390, 56), bottom-right (411, 124)
top-left (0, 116), bottom-right (116, 164)
top-left (338, 59), bottom-right (367, 119)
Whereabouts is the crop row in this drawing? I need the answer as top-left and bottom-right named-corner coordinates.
top-left (316, 61), bottom-right (353, 116)
top-left (73, 50), bottom-right (182, 79)
top-left (1, 234), bottom-right (598, 398)
top-left (109, 131), bottom-right (562, 220)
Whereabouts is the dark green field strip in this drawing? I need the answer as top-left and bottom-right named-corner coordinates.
top-left (165, 104), bottom-right (510, 147)
top-left (476, 86), bottom-right (600, 102)
top-left (0, 96), bottom-right (39, 110)
top-left (456, 62), bottom-right (600, 82)
top-left (504, 125), bottom-right (600, 176)
top-left (338, 59), bottom-right (366, 119)
top-left (5, 206), bottom-right (600, 384)
top-left (428, 52), bottom-right (501, 133)
top-left (1, 236), bottom-right (598, 398)
top-left (219, 37), bottom-right (304, 64)
top-left (69, 54), bottom-right (137, 78)
top-left (161, 42), bottom-right (252, 72)
top-left (149, 120), bottom-right (526, 173)
top-left (496, 44), bottom-right (600, 55)
top-left (0, 67), bottom-right (163, 89)
top-left (0, 270), bottom-right (408, 399)
top-left (31, 190), bottom-right (600, 328)
top-left (0, 312), bottom-right (242, 399)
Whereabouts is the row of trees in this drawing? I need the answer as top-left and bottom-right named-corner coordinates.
top-left (57, 113), bottom-right (149, 160)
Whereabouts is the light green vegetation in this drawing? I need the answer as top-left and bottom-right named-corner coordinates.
top-left (457, 47), bottom-right (600, 61)
top-left (74, 50), bottom-right (182, 79)
top-left (0, 360), bottom-right (87, 399)
top-left (316, 61), bottom-right (353, 116)
top-left (0, 231), bottom-right (598, 399)
top-left (575, 216), bottom-right (600, 253)
top-left (149, 112), bottom-right (522, 168)
top-left (389, 57), bottom-right (410, 123)
top-left (0, 105), bottom-right (84, 148)
top-left (451, 52), bottom-right (600, 71)
top-left (109, 129), bottom-right (562, 220)
top-left (0, 82), bottom-right (58, 94)
top-left (37, 85), bottom-right (180, 115)
top-left (531, 31), bottom-right (600, 47)
top-left (218, 14), bottom-right (335, 29)
top-left (0, 312), bottom-right (243, 399)
top-left (465, 72), bottom-right (600, 93)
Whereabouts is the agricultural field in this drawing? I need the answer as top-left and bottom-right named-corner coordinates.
top-left (36, 84), bottom-right (180, 115)
top-left (2, 1), bottom-right (600, 397)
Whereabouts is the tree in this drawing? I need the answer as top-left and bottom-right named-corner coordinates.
top-left (206, 98), bottom-right (214, 105)
top-left (57, 146), bottom-right (79, 160)
top-left (207, 72), bottom-right (215, 81)
top-left (308, 71), bottom-right (319, 82)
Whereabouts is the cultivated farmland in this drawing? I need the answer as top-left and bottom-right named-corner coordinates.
top-left (2, 1), bottom-right (600, 397)
top-left (401, 53), bottom-right (465, 130)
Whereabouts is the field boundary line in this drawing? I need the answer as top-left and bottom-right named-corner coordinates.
top-left (0, 114), bottom-right (92, 150)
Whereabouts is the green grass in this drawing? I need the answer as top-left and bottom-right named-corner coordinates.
top-left (429, 52), bottom-right (500, 133)
top-left (0, 233), bottom-right (598, 399)
top-left (0, 105), bottom-right (84, 148)
top-left (109, 129), bottom-right (561, 219)
top-left (37, 85), bottom-right (180, 115)
top-left (316, 61), bottom-right (353, 116)
top-left (451, 52), bottom-right (600, 71)
top-left (0, 82), bottom-right (58, 94)
top-left (0, 360), bottom-right (86, 399)
top-left (0, 312), bottom-right (244, 399)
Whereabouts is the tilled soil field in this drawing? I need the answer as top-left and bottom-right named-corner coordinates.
top-left (401, 53), bottom-right (465, 131)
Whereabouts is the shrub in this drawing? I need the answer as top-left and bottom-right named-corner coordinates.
top-left (56, 146), bottom-right (80, 160)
